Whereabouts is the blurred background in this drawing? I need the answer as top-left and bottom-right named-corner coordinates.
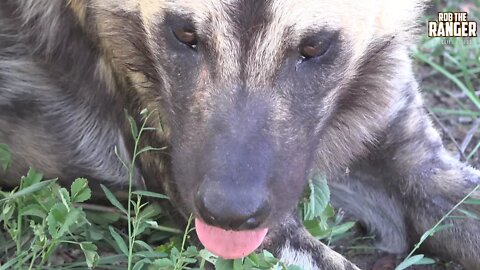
top-left (418, 0), bottom-right (480, 168)
top-left (341, 1), bottom-right (480, 269)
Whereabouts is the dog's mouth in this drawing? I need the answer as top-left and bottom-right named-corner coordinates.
top-left (195, 218), bottom-right (269, 259)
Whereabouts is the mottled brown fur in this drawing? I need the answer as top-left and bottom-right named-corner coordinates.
top-left (1, 1), bottom-right (479, 269)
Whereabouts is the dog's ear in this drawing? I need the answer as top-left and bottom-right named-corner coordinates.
top-left (325, 0), bottom-right (427, 62)
top-left (373, 0), bottom-right (428, 37)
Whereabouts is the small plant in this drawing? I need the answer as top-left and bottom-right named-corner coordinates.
top-left (1, 131), bottom-right (356, 270)
top-left (395, 1), bottom-right (480, 268)
top-left (395, 184), bottom-right (480, 270)
top-left (0, 167), bottom-right (99, 269)
top-left (101, 109), bottom-right (170, 270)
top-left (415, 0), bottom-right (480, 162)
top-left (108, 110), bottom-right (310, 269)
top-left (213, 251), bottom-right (303, 270)
top-left (301, 173), bottom-right (356, 245)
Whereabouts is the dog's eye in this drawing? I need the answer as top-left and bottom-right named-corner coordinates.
top-left (299, 43), bottom-right (327, 60)
top-left (173, 28), bottom-right (198, 49)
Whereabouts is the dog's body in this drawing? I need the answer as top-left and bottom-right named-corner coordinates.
top-left (1, 0), bottom-right (479, 269)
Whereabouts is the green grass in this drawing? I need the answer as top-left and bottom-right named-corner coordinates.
top-left (0, 111), bottom-right (329, 270)
top-left (393, 0), bottom-right (480, 268)
top-left (395, 185), bottom-right (480, 270)
top-left (416, 0), bottom-right (480, 162)
top-left (0, 108), bottom-right (355, 270)
top-left (2, 106), bottom-right (476, 269)
top-left (1, 126), bottom-right (478, 270)
top-left (1, 0), bottom-right (479, 269)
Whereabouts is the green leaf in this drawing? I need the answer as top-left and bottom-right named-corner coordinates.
top-left (318, 204), bottom-right (335, 231)
top-left (19, 204), bottom-right (47, 218)
top-left (181, 257), bottom-right (198, 264)
top-left (71, 178), bottom-right (91, 203)
top-left (47, 204), bottom-right (81, 239)
top-left (419, 223), bottom-right (453, 243)
top-left (429, 223), bottom-right (454, 236)
top-left (114, 146), bottom-right (129, 170)
top-left (0, 144), bottom-right (11, 172)
top-left (59, 187), bottom-right (71, 210)
top-left (135, 251), bottom-right (167, 259)
top-left (0, 256), bottom-right (18, 270)
top-left (464, 199), bottom-right (480, 205)
top-left (185, 246), bottom-right (198, 255)
top-left (85, 210), bottom-right (120, 225)
top-left (233, 259), bottom-right (243, 270)
top-left (395, 254), bottom-right (427, 270)
top-left (287, 265), bottom-right (303, 270)
top-left (80, 242), bottom-right (99, 268)
top-left (304, 219), bottom-right (330, 239)
top-left (21, 168), bottom-right (44, 187)
top-left (286, 266), bottom-right (304, 270)
top-left (109, 226), bottom-right (129, 256)
top-left (127, 114), bottom-right (139, 139)
top-left (245, 253), bottom-right (259, 266)
top-left (215, 258), bottom-right (234, 270)
top-left (1, 201), bottom-right (15, 223)
top-left (84, 226), bottom-right (105, 241)
top-left (262, 250), bottom-right (278, 265)
top-left (135, 240), bottom-right (154, 253)
top-left (330, 221), bottom-right (356, 237)
top-left (304, 173), bottom-right (330, 221)
top-left (458, 208), bottom-right (480, 220)
top-left (0, 179), bottom-right (56, 203)
top-left (135, 146), bottom-right (166, 157)
top-left (152, 258), bottom-right (174, 268)
top-left (415, 257), bottom-right (436, 265)
top-left (138, 203), bottom-right (162, 221)
top-left (198, 249), bottom-right (217, 265)
top-left (133, 190), bottom-right (169, 200)
top-left (132, 258), bottom-right (149, 270)
top-left (101, 184), bottom-right (127, 214)
top-left (140, 108), bottom-right (149, 116)
top-left (59, 209), bottom-right (82, 236)
top-left (142, 127), bottom-right (158, 132)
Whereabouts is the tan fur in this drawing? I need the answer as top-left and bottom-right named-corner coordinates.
top-left (269, 0), bottom-right (426, 63)
top-left (68, 0), bottom-right (87, 26)
top-left (94, 57), bottom-right (118, 96)
top-left (3, 1), bottom-right (478, 269)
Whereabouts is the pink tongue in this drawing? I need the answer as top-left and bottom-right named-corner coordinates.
top-left (195, 218), bottom-right (268, 259)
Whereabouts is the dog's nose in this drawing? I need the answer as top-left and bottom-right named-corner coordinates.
top-left (195, 189), bottom-right (271, 230)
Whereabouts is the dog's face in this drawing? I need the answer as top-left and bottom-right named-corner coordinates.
top-left (158, 1), bottom-right (352, 231)
top-left (77, 0), bottom-right (424, 258)
top-left (164, 2), bottom-right (346, 226)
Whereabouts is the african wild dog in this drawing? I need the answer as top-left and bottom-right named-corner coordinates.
top-left (1, 0), bottom-right (479, 269)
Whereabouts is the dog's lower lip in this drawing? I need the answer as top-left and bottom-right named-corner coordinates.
top-left (195, 218), bottom-right (269, 259)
